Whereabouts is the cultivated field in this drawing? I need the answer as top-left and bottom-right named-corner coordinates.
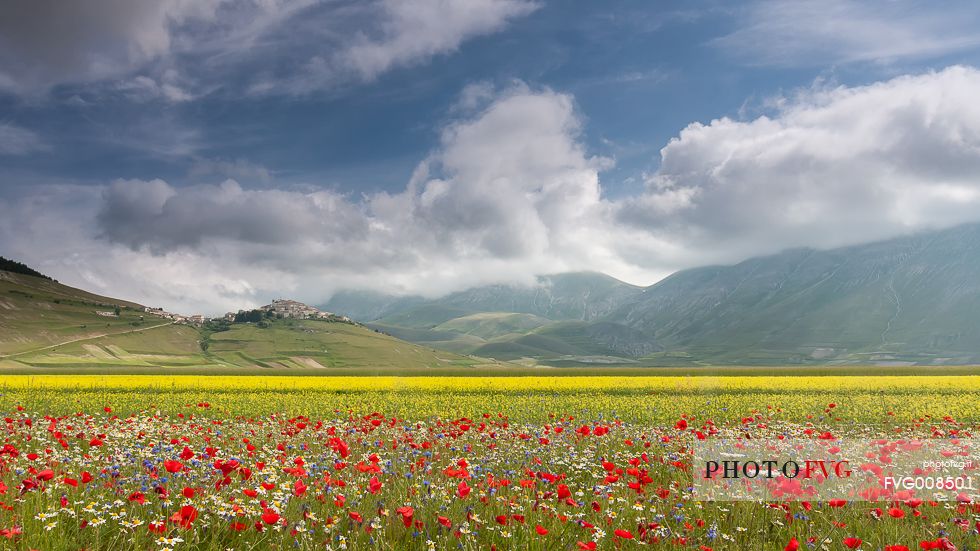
top-left (0, 373), bottom-right (978, 550)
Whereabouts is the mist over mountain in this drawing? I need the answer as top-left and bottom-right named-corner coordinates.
top-left (325, 223), bottom-right (980, 365)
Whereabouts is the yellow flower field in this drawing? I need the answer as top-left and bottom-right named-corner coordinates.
top-left (2, 374), bottom-right (979, 422)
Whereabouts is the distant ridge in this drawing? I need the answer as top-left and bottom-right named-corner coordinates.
top-left (325, 223), bottom-right (980, 366)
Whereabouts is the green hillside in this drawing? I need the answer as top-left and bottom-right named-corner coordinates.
top-left (326, 272), bottom-right (651, 364)
top-left (615, 224), bottom-right (980, 365)
top-left (0, 269), bottom-right (152, 356)
top-left (434, 312), bottom-right (550, 340)
top-left (327, 272), bottom-right (644, 324)
top-left (0, 266), bottom-right (500, 371)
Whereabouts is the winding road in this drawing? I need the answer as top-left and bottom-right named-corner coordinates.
top-left (0, 321), bottom-right (175, 360)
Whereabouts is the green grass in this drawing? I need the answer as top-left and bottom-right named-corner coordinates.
top-left (4, 315), bottom-right (500, 372)
top-left (205, 319), bottom-right (484, 369)
top-left (0, 271), bottom-right (514, 372)
top-left (434, 311), bottom-right (550, 340)
top-left (0, 271), bottom-right (150, 355)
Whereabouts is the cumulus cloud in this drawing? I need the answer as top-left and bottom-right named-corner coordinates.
top-left (97, 178), bottom-right (369, 252)
top-left (7, 67), bottom-right (980, 314)
top-left (82, 83), bottom-right (627, 309)
top-left (618, 65), bottom-right (980, 265)
top-left (715, 0), bottom-right (980, 67)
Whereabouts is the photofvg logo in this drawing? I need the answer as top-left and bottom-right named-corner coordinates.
top-left (692, 439), bottom-right (980, 502)
top-left (704, 457), bottom-right (853, 480)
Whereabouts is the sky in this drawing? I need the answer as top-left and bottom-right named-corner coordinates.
top-left (4, 0), bottom-right (980, 314)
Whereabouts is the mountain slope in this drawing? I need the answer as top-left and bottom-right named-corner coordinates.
top-left (326, 272), bottom-right (644, 325)
top-left (0, 269), bottom-right (149, 355)
top-left (613, 224), bottom-right (980, 364)
top-left (325, 272), bottom-right (649, 363)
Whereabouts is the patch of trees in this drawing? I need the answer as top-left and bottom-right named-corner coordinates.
top-left (203, 319), bottom-right (231, 333)
top-left (234, 309), bottom-right (276, 323)
top-left (0, 256), bottom-right (53, 280)
top-left (199, 319), bottom-right (232, 353)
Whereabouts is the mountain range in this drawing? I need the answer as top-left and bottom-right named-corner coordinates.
top-left (324, 223), bottom-right (980, 366)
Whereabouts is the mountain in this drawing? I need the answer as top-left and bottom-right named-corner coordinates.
top-left (613, 224), bottom-right (980, 365)
top-left (324, 272), bottom-right (650, 362)
top-left (326, 272), bottom-right (643, 325)
top-left (326, 224), bottom-right (980, 365)
top-left (0, 263), bottom-right (495, 371)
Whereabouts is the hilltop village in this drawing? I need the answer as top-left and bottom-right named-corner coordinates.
top-left (142, 299), bottom-right (350, 326)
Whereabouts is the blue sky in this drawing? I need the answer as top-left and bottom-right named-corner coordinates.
top-left (4, 0), bottom-right (980, 314)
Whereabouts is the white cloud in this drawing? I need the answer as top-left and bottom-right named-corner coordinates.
top-left (0, 0), bottom-right (538, 98)
top-left (342, 0), bottom-right (539, 80)
top-left (0, 0), bottom-right (228, 94)
top-left (618, 65), bottom-right (980, 265)
top-left (7, 68), bottom-right (980, 314)
top-left (115, 71), bottom-right (195, 103)
top-left (715, 0), bottom-right (980, 67)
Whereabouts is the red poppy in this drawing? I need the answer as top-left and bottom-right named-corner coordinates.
top-left (368, 476), bottom-right (382, 494)
top-left (261, 510), bottom-right (280, 525)
top-left (293, 479), bottom-right (307, 496)
top-left (179, 505), bottom-right (197, 528)
top-left (395, 506), bottom-right (414, 527)
top-left (148, 522), bottom-right (166, 533)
